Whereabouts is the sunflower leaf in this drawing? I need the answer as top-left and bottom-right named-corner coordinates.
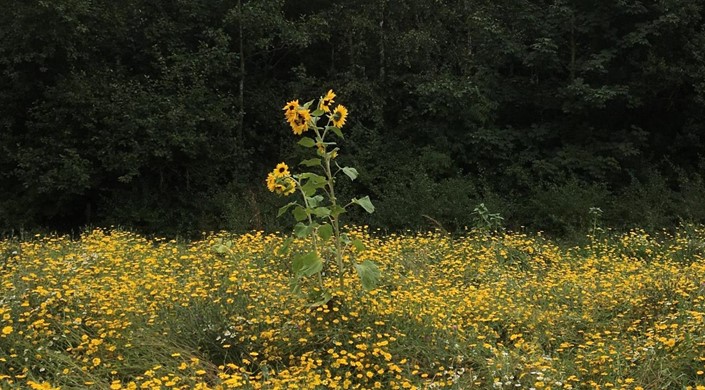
top-left (326, 126), bottom-right (344, 139)
top-left (352, 239), bottom-right (366, 252)
top-left (318, 224), bottom-right (333, 241)
top-left (294, 222), bottom-right (315, 238)
top-left (301, 181), bottom-right (317, 196)
top-left (298, 137), bottom-right (316, 148)
top-left (352, 196), bottom-right (375, 213)
top-left (293, 252), bottom-right (323, 277)
top-left (278, 202), bottom-right (298, 217)
top-left (354, 260), bottom-right (380, 291)
top-left (312, 109), bottom-right (325, 116)
top-left (300, 158), bottom-right (322, 167)
top-left (311, 207), bottom-right (331, 218)
top-left (341, 167), bottom-right (358, 181)
top-left (292, 206), bottom-right (308, 221)
top-left (277, 237), bottom-right (295, 255)
top-left (331, 205), bottom-right (346, 218)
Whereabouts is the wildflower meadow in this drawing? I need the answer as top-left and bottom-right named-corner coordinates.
top-left (2, 226), bottom-right (705, 389)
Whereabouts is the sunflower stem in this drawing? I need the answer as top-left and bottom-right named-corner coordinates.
top-left (326, 158), bottom-right (344, 290)
top-left (297, 179), bottom-right (324, 291)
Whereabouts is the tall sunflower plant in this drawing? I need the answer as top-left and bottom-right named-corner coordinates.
top-left (266, 90), bottom-right (379, 305)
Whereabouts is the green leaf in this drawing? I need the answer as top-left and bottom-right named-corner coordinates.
top-left (212, 244), bottom-right (231, 255)
top-left (311, 109), bottom-right (325, 116)
top-left (303, 99), bottom-right (315, 109)
top-left (292, 206), bottom-right (308, 221)
top-left (294, 222), bottom-right (314, 238)
top-left (300, 173), bottom-right (327, 185)
top-left (301, 181), bottom-right (318, 196)
top-left (293, 252), bottom-right (323, 277)
top-left (309, 174), bottom-right (328, 185)
top-left (354, 260), bottom-right (380, 291)
top-left (341, 167), bottom-right (358, 181)
top-left (306, 290), bottom-right (333, 307)
top-left (306, 196), bottom-right (318, 208)
top-left (331, 205), bottom-right (346, 218)
top-left (277, 237), bottom-right (295, 255)
top-left (289, 277), bottom-right (302, 294)
top-left (352, 196), bottom-right (375, 213)
top-left (311, 207), bottom-right (331, 218)
top-left (306, 195), bottom-right (324, 208)
top-left (326, 126), bottom-right (344, 139)
top-left (301, 174), bottom-right (328, 196)
top-left (351, 239), bottom-right (366, 252)
top-left (300, 158), bottom-right (322, 167)
top-left (318, 224), bottom-right (333, 241)
top-left (278, 202), bottom-right (298, 217)
top-left (298, 137), bottom-right (316, 148)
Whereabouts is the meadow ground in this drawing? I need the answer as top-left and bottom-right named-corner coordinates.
top-left (2, 226), bottom-right (705, 389)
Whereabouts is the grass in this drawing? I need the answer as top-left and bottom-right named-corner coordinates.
top-left (1, 226), bottom-right (705, 389)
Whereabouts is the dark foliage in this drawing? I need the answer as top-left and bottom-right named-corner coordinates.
top-left (1, 0), bottom-right (704, 236)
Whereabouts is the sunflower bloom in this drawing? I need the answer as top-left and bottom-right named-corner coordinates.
top-left (266, 164), bottom-right (296, 196)
top-left (274, 162), bottom-right (290, 178)
top-left (266, 172), bottom-right (277, 192)
top-left (275, 177), bottom-right (297, 196)
top-left (331, 105), bottom-right (348, 128)
top-left (318, 90), bottom-right (336, 113)
top-left (290, 109), bottom-right (311, 135)
top-left (283, 100), bottom-right (299, 121)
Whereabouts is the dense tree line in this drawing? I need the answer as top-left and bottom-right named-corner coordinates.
top-left (1, 0), bottom-right (704, 236)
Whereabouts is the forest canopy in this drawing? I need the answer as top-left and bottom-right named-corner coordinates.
top-left (1, 0), bottom-right (704, 236)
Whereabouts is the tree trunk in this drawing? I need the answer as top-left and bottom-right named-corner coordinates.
top-left (238, 0), bottom-right (245, 146)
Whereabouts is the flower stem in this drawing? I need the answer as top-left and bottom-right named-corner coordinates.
top-left (297, 179), bottom-right (324, 291)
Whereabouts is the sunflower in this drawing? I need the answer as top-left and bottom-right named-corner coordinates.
top-left (318, 90), bottom-right (336, 113)
top-left (266, 172), bottom-right (277, 192)
top-left (283, 100), bottom-right (300, 121)
top-left (290, 109), bottom-right (311, 135)
top-left (331, 105), bottom-right (348, 128)
top-left (274, 162), bottom-right (290, 178)
top-left (266, 169), bottom-right (296, 196)
top-left (279, 177), bottom-right (297, 196)
top-left (272, 178), bottom-right (296, 196)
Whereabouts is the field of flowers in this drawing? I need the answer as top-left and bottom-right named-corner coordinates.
top-left (2, 227), bottom-right (705, 389)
